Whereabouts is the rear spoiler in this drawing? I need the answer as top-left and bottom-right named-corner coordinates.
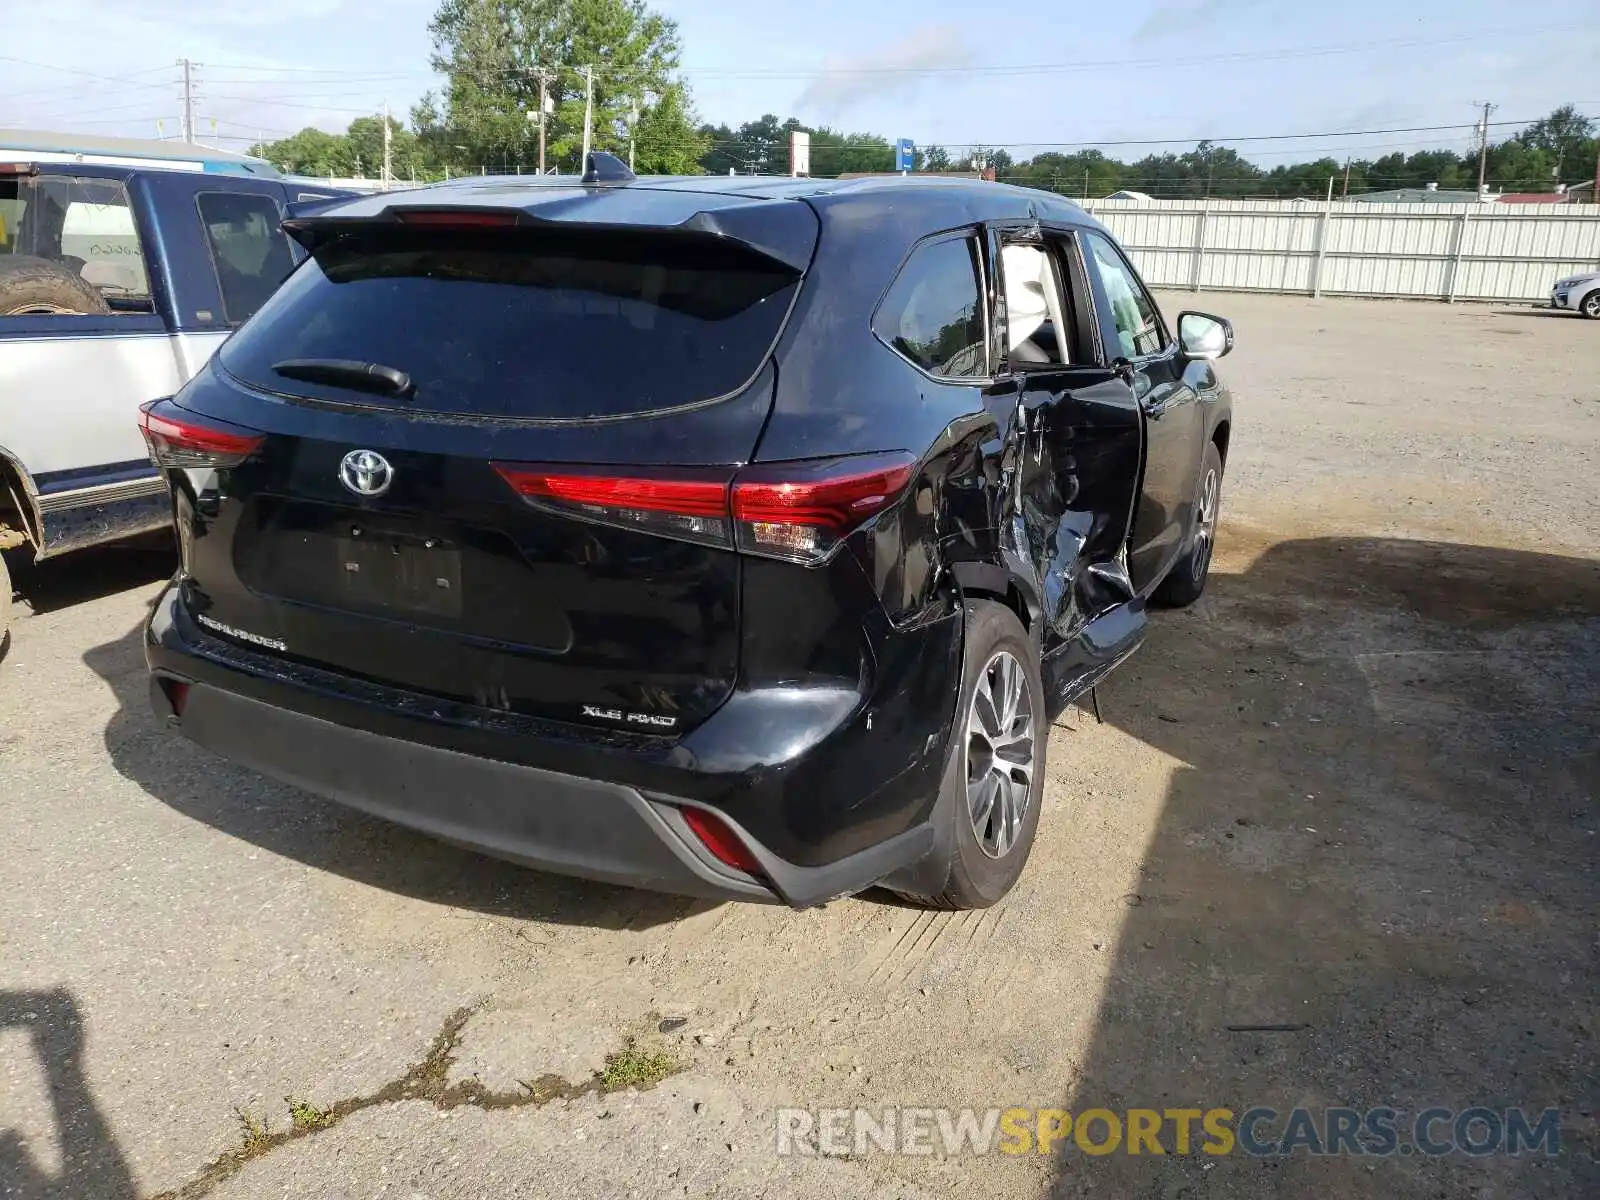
top-left (282, 190), bottom-right (819, 274)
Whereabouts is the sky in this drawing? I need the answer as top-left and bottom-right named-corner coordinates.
top-left (4, 0), bottom-right (1598, 171)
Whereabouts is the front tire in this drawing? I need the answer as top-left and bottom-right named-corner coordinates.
top-left (893, 600), bottom-right (1045, 909)
top-left (1152, 440), bottom-right (1223, 609)
top-left (1580, 291), bottom-right (1600, 320)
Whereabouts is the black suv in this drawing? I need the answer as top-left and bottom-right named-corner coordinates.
top-left (142, 154), bottom-right (1233, 910)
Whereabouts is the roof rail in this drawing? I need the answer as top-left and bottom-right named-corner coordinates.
top-left (581, 151), bottom-right (636, 185)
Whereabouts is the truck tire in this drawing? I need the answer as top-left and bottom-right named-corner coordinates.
top-left (0, 550), bottom-right (12, 660)
top-left (0, 255), bottom-right (110, 316)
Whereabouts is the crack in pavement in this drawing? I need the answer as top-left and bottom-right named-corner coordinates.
top-left (145, 1005), bottom-right (607, 1200)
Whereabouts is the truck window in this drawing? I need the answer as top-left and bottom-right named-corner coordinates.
top-left (196, 192), bottom-right (296, 326)
top-left (0, 174), bottom-right (152, 311)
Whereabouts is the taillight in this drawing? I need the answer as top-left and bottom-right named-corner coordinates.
top-left (731, 453), bottom-right (915, 564)
top-left (492, 464), bottom-right (734, 549)
top-left (394, 209), bottom-right (520, 228)
top-left (680, 807), bottom-right (762, 875)
top-left (138, 398), bottom-right (264, 468)
top-left (492, 452), bottom-right (915, 565)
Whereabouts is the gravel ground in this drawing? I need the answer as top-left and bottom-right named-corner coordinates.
top-left (1, 293), bottom-right (1596, 1199)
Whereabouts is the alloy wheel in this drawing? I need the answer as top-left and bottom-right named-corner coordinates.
top-left (965, 649), bottom-right (1035, 859)
top-left (1191, 466), bottom-right (1219, 583)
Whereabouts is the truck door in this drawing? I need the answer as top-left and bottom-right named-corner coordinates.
top-left (983, 226), bottom-right (1142, 656)
top-left (0, 166), bottom-right (180, 553)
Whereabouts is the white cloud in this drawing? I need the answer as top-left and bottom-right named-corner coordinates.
top-left (794, 23), bottom-right (974, 121)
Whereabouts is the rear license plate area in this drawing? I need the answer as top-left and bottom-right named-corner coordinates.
top-left (336, 528), bottom-right (462, 618)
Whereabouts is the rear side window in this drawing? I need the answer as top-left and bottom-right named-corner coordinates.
top-left (873, 236), bottom-right (987, 379)
top-left (197, 192), bottom-right (296, 325)
top-left (0, 173), bottom-right (151, 307)
top-left (218, 228), bottom-right (800, 420)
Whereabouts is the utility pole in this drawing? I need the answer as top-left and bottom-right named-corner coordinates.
top-left (382, 99), bottom-right (393, 191)
top-left (581, 66), bottom-right (595, 164)
top-left (1474, 101), bottom-right (1496, 196)
top-left (1341, 157), bottom-right (1351, 198)
top-left (629, 102), bottom-right (639, 172)
top-left (178, 58), bottom-right (195, 143)
top-left (537, 70), bottom-right (550, 174)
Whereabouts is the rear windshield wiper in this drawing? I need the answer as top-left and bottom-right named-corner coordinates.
top-left (272, 358), bottom-right (414, 399)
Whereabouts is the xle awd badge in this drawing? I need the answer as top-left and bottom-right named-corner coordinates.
top-left (339, 449), bottom-right (393, 497)
top-left (583, 705), bottom-right (678, 730)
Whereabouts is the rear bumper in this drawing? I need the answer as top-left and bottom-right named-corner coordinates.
top-left (165, 678), bottom-right (787, 902)
top-left (145, 584), bottom-right (953, 907)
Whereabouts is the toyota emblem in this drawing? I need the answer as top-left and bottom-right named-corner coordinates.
top-left (339, 449), bottom-right (394, 497)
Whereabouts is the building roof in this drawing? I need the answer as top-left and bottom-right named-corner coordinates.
top-left (1498, 192), bottom-right (1569, 204)
top-left (1103, 189), bottom-right (1153, 201)
top-left (1350, 187), bottom-right (1488, 204)
top-left (0, 128), bottom-right (274, 175)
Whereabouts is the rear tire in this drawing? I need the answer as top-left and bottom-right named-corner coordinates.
top-left (892, 600), bottom-right (1045, 910)
top-left (0, 255), bottom-right (110, 316)
top-left (1580, 291), bottom-right (1600, 320)
top-left (1152, 440), bottom-right (1223, 609)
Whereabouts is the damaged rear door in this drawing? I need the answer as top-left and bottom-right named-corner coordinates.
top-left (984, 223), bottom-right (1144, 711)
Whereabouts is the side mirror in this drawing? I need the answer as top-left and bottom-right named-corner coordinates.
top-left (1178, 311), bottom-right (1233, 360)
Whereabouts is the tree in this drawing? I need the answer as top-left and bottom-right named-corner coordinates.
top-left (632, 85), bottom-right (708, 173)
top-left (810, 128), bottom-right (894, 176)
top-left (347, 114), bottom-right (425, 181)
top-left (918, 144), bottom-right (951, 171)
top-left (417, 0), bottom-right (697, 174)
top-left (1520, 104), bottom-right (1596, 179)
top-left (252, 127), bottom-right (353, 177)
top-left (1485, 139), bottom-right (1558, 193)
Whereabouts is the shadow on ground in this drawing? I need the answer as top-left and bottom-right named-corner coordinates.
top-left (84, 618), bottom-right (710, 935)
top-left (1050, 534), bottom-right (1599, 1197)
top-left (9, 533), bottom-right (175, 617)
top-left (1490, 308), bottom-right (1586, 321)
top-left (0, 989), bottom-right (135, 1200)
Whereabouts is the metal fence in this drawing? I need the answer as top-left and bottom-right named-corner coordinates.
top-left (1078, 197), bottom-right (1600, 303)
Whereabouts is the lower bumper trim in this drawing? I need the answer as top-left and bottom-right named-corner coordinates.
top-left (170, 680), bottom-right (779, 903)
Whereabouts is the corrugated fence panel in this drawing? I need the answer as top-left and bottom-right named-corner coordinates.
top-left (1080, 199), bottom-right (1600, 302)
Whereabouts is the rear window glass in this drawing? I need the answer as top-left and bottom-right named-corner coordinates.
top-left (219, 229), bottom-right (800, 420)
top-left (872, 235), bottom-right (987, 378)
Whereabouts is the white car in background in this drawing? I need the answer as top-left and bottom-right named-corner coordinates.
top-left (1551, 271), bottom-right (1600, 318)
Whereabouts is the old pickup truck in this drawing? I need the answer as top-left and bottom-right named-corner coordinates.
top-left (0, 135), bottom-right (346, 648)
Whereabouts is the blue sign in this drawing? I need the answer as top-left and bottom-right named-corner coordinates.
top-left (895, 138), bottom-right (916, 172)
